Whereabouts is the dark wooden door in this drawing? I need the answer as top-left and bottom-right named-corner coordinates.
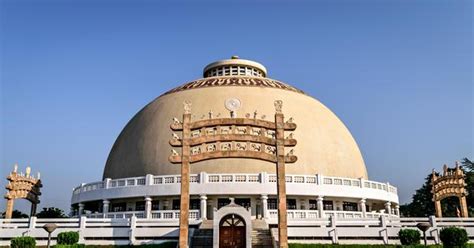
top-left (219, 214), bottom-right (246, 248)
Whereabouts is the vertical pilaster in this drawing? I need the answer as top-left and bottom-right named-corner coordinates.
top-left (102, 199), bottom-right (110, 217)
top-left (275, 110), bottom-right (288, 248)
top-left (261, 194), bottom-right (268, 219)
top-left (5, 199), bottom-right (14, 219)
top-left (30, 203), bottom-right (37, 217)
top-left (78, 203), bottom-right (85, 217)
top-left (435, 200), bottom-right (442, 217)
top-left (384, 202), bottom-right (392, 216)
top-left (459, 196), bottom-right (469, 217)
top-left (316, 196), bottom-right (324, 218)
top-left (179, 112), bottom-right (191, 248)
top-left (144, 197), bottom-right (152, 219)
top-left (394, 205), bottom-right (400, 217)
top-left (359, 199), bottom-right (366, 218)
top-left (200, 195), bottom-right (207, 220)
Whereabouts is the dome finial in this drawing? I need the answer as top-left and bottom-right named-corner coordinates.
top-left (231, 55), bottom-right (239, 59)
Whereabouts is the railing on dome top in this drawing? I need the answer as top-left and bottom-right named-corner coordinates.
top-left (73, 173), bottom-right (397, 195)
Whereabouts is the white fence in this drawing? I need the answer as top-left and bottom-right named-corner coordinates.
top-left (281, 216), bottom-right (474, 245)
top-left (1, 216), bottom-right (473, 246)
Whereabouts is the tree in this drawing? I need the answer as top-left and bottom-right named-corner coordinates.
top-left (1, 209), bottom-right (29, 218)
top-left (400, 157), bottom-right (473, 217)
top-left (461, 157), bottom-right (474, 216)
top-left (36, 207), bottom-right (67, 218)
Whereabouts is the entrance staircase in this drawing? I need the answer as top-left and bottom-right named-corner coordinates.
top-left (191, 219), bottom-right (274, 248)
top-left (251, 219), bottom-right (273, 248)
top-left (191, 220), bottom-right (213, 248)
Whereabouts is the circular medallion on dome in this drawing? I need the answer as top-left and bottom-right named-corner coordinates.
top-left (225, 98), bottom-right (241, 111)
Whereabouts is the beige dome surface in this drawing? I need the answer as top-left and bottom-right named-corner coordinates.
top-left (103, 76), bottom-right (368, 180)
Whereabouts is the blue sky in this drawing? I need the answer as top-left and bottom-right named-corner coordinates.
top-left (1, 0), bottom-right (472, 213)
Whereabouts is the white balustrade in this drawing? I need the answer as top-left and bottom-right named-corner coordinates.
top-left (73, 173), bottom-right (398, 195)
top-left (2, 216), bottom-right (473, 246)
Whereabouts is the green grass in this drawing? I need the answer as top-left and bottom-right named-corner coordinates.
top-left (0, 242), bottom-right (178, 248)
top-left (289, 244), bottom-right (474, 248)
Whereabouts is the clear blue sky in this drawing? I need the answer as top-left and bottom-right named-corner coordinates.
top-left (1, 0), bottom-right (472, 213)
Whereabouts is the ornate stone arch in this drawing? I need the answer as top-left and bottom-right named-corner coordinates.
top-left (431, 162), bottom-right (469, 217)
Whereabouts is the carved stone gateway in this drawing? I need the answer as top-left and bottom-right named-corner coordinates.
top-left (431, 162), bottom-right (469, 218)
top-left (4, 165), bottom-right (42, 218)
top-left (169, 100), bottom-right (297, 248)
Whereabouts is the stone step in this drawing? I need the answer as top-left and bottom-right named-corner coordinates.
top-left (199, 220), bottom-right (214, 229)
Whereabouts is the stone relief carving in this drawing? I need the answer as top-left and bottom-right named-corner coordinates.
top-left (252, 128), bottom-right (262, 136)
top-left (251, 143), bottom-right (261, 152)
top-left (171, 149), bottom-right (179, 156)
top-left (207, 144), bottom-right (217, 152)
top-left (235, 143), bottom-right (247, 151)
top-left (172, 117), bottom-right (181, 125)
top-left (266, 146), bottom-right (276, 155)
top-left (236, 127), bottom-right (247, 134)
top-left (183, 100), bottom-right (192, 114)
top-left (286, 149), bottom-right (294, 156)
top-left (172, 133), bottom-right (180, 140)
top-left (267, 130), bottom-right (276, 139)
top-left (191, 130), bottom-right (201, 138)
top-left (221, 143), bottom-right (231, 151)
top-left (221, 127), bottom-right (231, 134)
top-left (191, 147), bottom-right (201, 155)
top-left (274, 100), bottom-right (283, 113)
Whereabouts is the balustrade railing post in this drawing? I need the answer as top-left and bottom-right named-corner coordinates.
top-left (260, 172), bottom-right (267, 183)
top-left (27, 216), bottom-right (36, 235)
top-left (330, 215), bottom-right (338, 244)
top-left (200, 172), bottom-right (207, 184)
top-left (380, 215), bottom-right (388, 245)
top-left (79, 216), bottom-right (87, 244)
top-left (103, 179), bottom-right (110, 189)
top-left (429, 215), bottom-right (439, 244)
top-left (316, 174), bottom-right (322, 185)
top-left (145, 174), bottom-right (153, 185)
top-left (129, 215), bottom-right (137, 245)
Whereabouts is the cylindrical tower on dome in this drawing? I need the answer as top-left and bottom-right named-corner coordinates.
top-left (71, 56), bottom-right (399, 224)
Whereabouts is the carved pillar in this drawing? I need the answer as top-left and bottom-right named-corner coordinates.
top-left (78, 203), bottom-right (85, 217)
top-left (459, 196), bottom-right (468, 218)
top-left (316, 196), bottom-right (324, 218)
top-left (102, 199), bottom-right (110, 217)
top-left (144, 197), bottom-right (152, 219)
top-left (359, 199), bottom-right (366, 218)
top-left (261, 195), bottom-right (268, 219)
top-left (385, 202), bottom-right (392, 216)
top-left (5, 198), bottom-right (14, 219)
top-left (200, 195), bottom-right (207, 220)
top-left (394, 205), bottom-right (400, 217)
top-left (435, 200), bottom-right (442, 217)
top-left (275, 107), bottom-right (288, 248)
top-left (207, 200), bottom-right (214, 220)
top-left (179, 111), bottom-right (191, 248)
top-left (30, 203), bottom-right (37, 217)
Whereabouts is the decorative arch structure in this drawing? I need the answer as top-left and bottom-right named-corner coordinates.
top-left (212, 200), bottom-right (252, 248)
top-left (4, 165), bottom-right (42, 219)
top-left (169, 100), bottom-right (297, 248)
top-left (431, 162), bottom-right (468, 218)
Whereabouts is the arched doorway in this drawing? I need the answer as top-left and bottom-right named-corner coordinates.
top-left (219, 214), bottom-right (246, 248)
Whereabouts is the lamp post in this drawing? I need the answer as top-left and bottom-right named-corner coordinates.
top-left (43, 223), bottom-right (57, 248)
top-left (416, 222), bottom-right (431, 246)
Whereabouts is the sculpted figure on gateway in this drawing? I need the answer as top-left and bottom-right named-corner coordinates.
top-left (71, 56), bottom-right (399, 247)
